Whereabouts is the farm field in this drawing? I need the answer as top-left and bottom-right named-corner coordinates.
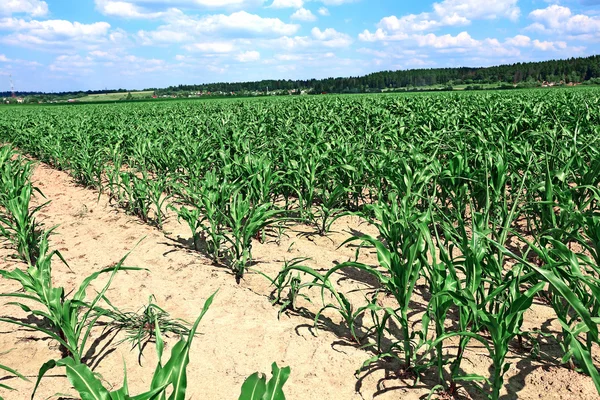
top-left (77, 90), bottom-right (155, 102)
top-left (0, 89), bottom-right (599, 399)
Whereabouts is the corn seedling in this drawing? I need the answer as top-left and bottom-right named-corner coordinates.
top-left (32, 291), bottom-right (217, 400)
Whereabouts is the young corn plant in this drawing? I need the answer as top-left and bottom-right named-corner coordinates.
top-left (222, 190), bottom-right (286, 282)
top-left (515, 236), bottom-right (600, 392)
top-left (32, 291), bottom-right (217, 400)
top-left (172, 170), bottom-right (233, 260)
top-left (273, 260), bottom-right (365, 343)
top-left (0, 237), bottom-right (143, 362)
top-left (311, 183), bottom-right (349, 236)
top-left (476, 268), bottom-right (545, 399)
top-left (0, 149), bottom-right (48, 264)
top-left (325, 191), bottom-right (432, 370)
top-left (172, 205), bottom-right (204, 251)
top-left (0, 184), bottom-right (49, 264)
top-left (121, 171), bottom-right (153, 224)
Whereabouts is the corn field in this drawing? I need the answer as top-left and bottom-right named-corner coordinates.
top-left (1, 88), bottom-right (599, 399)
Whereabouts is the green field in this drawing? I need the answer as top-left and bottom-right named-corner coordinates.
top-left (77, 90), bottom-right (155, 102)
top-left (1, 88), bottom-right (599, 399)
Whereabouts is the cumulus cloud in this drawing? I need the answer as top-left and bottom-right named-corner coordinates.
top-left (433, 0), bottom-right (520, 23)
top-left (269, 0), bottom-right (303, 8)
top-left (49, 54), bottom-right (95, 73)
top-left (0, 0), bottom-right (48, 17)
top-left (528, 5), bottom-right (600, 37)
top-left (318, 7), bottom-right (330, 16)
top-left (532, 39), bottom-right (567, 51)
top-left (172, 11), bottom-right (299, 36)
top-left (132, 11), bottom-right (300, 47)
top-left (414, 31), bottom-right (479, 48)
top-left (236, 50), bottom-right (260, 62)
top-left (359, 0), bottom-right (521, 43)
top-left (311, 27), bottom-right (352, 47)
top-left (95, 0), bottom-right (266, 17)
top-left (95, 0), bottom-right (176, 19)
top-left (184, 41), bottom-right (236, 53)
top-left (0, 17), bottom-right (116, 52)
top-left (138, 29), bottom-right (191, 44)
top-left (0, 18), bottom-right (111, 40)
top-left (505, 34), bottom-right (531, 47)
top-left (291, 8), bottom-right (316, 22)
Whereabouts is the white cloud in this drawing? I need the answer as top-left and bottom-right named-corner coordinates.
top-left (95, 0), bottom-right (267, 17)
top-left (174, 11), bottom-right (299, 36)
top-left (318, 7), bottom-right (329, 16)
top-left (269, 0), bottom-right (303, 8)
top-left (50, 54), bottom-right (94, 70)
top-left (319, 0), bottom-right (356, 5)
top-left (529, 4), bottom-right (572, 29)
top-left (89, 50), bottom-right (118, 60)
top-left (0, 53), bottom-right (42, 67)
top-left (291, 8), bottom-right (316, 21)
top-left (236, 50), bottom-right (260, 62)
top-left (95, 0), bottom-right (176, 19)
top-left (0, 17), bottom-right (116, 52)
top-left (47, 52), bottom-right (174, 77)
top-left (433, 0), bottom-right (520, 22)
top-left (528, 5), bottom-right (600, 37)
top-left (138, 29), bottom-right (191, 44)
top-left (0, 0), bottom-right (48, 17)
top-left (184, 41), bottom-right (236, 53)
top-left (414, 31), bottom-right (479, 48)
top-left (262, 35), bottom-right (312, 50)
top-left (358, 28), bottom-right (397, 42)
top-left (311, 27), bottom-right (352, 47)
top-left (0, 18), bottom-right (111, 39)
top-left (359, 0), bottom-right (521, 43)
top-left (532, 39), bottom-right (567, 51)
top-left (132, 11), bottom-right (300, 46)
top-left (505, 34), bottom-right (531, 47)
top-left (275, 53), bottom-right (303, 61)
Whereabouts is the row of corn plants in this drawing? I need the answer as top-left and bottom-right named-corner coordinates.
top-left (0, 144), bottom-right (289, 399)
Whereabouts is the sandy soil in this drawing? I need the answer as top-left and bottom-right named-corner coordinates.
top-left (0, 162), bottom-right (598, 400)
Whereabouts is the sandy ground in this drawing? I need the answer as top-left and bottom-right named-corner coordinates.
top-left (0, 162), bottom-right (598, 400)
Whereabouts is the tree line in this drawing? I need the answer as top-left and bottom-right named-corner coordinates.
top-left (151, 55), bottom-right (600, 95)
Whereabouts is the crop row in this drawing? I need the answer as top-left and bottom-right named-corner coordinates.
top-left (0, 145), bottom-right (289, 399)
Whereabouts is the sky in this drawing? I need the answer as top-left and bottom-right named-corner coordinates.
top-left (0, 0), bottom-right (599, 92)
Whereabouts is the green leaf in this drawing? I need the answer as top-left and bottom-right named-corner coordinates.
top-left (238, 373), bottom-right (267, 400)
top-left (263, 363), bottom-right (290, 400)
top-left (60, 357), bottom-right (111, 400)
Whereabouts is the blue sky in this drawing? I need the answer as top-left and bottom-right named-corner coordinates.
top-left (0, 0), bottom-right (599, 92)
